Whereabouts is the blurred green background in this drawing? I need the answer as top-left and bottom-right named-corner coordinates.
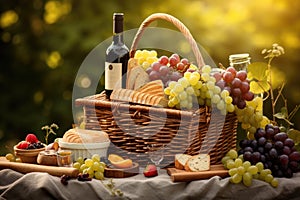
top-left (1, 0), bottom-right (299, 155)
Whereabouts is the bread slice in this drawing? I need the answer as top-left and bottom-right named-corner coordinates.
top-left (126, 65), bottom-right (150, 90)
top-left (127, 58), bottom-right (139, 72)
top-left (110, 88), bottom-right (168, 107)
top-left (110, 88), bottom-right (134, 102)
top-left (137, 80), bottom-right (165, 97)
top-left (184, 154), bottom-right (210, 172)
top-left (175, 154), bottom-right (192, 170)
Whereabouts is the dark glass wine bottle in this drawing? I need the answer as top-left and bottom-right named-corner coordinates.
top-left (105, 13), bottom-right (129, 99)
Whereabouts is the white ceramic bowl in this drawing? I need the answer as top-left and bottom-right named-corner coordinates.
top-left (58, 138), bottom-right (110, 160)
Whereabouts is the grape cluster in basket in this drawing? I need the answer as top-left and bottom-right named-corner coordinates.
top-left (146, 54), bottom-right (192, 87)
top-left (213, 66), bottom-right (254, 109)
top-left (134, 50), bottom-right (256, 115)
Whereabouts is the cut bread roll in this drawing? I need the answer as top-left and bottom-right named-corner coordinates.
top-left (126, 60), bottom-right (150, 90)
top-left (184, 154), bottom-right (210, 172)
top-left (111, 88), bottom-right (168, 107)
top-left (175, 154), bottom-right (192, 170)
top-left (127, 58), bottom-right (139, 72)
top-left (137, 80), bottom-right (165, 98)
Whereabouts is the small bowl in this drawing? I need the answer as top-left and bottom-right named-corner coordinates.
top-left (14, 145), bottom-right (46, 164)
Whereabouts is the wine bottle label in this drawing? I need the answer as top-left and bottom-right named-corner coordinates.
top-left (105, 62), bottom-right (122, 90)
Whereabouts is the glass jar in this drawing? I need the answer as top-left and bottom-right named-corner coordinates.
top-left (229, 53), bottom-right (251, 71)
top-left (229, 53), bottom-right (264, 111)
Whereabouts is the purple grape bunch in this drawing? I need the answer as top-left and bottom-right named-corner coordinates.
top-left (238, 124), bottom-right (300, 178)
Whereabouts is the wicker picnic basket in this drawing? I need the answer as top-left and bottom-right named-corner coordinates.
top-left (75, 13), bottom-right (237, 167)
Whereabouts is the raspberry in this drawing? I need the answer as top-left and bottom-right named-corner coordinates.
top-left (25, 133), bottom-right (39, 144)
top-left (16, 141), bottom-right (30, 149)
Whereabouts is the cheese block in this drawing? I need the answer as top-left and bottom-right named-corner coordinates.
top-left (137, 80), bottom-right (165, 98)
top-left (111, 88), bottom-right (168, 107)
top-left (184, 154), bottom-right (210, 172)
top-left (174, 154), bottom-right (192, 170)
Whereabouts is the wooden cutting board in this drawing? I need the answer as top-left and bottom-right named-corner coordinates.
top-left (104, 162), bottom-right (139, 178)
top-left (0, 157), bottom-right (79, 178)
top-left (167, 164), bottom-right (228, 182)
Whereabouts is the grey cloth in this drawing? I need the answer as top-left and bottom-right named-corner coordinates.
top-left (1, 169), bottom-right (300, 200)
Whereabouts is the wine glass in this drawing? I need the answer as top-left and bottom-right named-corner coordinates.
top-left (148, 144), bottom-right (164, 169)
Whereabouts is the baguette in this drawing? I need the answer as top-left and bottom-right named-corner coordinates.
top-left (137, 80), bottom-right (165, 97)
top-left (110, 88), bottom-right (168, 107)
top-left (184, 154), bottom-right (210, 172)
top-left (174, 154), bottom-right (192, 170)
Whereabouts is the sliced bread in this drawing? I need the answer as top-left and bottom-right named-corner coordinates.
top-left (126, 65), bottom-right (150, 90)
top-left (184, 154), bottom-right (210, 172)
top-left (110, 88), bottom-right (168, 107)
top-left (137, 80), bottom-right (165, 97)
top-left (174, 154), bottom-right (192, 170)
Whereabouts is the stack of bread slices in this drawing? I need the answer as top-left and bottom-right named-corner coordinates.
top-left (175, 153), bottom-right (210, 172)
top-left (110, 58), bottom-right (168, 107)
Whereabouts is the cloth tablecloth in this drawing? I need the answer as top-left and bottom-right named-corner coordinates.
top-left (1, 169), bottom-right (300, 200)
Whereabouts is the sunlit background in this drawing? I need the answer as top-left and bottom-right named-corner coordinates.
top-left (1, 0), bottom-right (299, 154)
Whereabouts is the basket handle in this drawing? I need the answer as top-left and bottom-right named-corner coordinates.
top-left (130, 13), bottom-right (205, 69)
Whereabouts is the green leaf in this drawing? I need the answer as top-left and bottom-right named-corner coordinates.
top-left (250, 81), bottom-right (270, 94)
top-left (274, 112), bottom-right (286, 119)
top-left (248, 62), bottom-right (270, 94)
top-left (274, 111), bottom-right (294, 125)
top-left (288, 129), bottom-right (300, 144)
top-left (247, 62), bottom-right (268, 81)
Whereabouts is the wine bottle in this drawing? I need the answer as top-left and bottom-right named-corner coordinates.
top-left (105, 13), bottom-right (129, 99)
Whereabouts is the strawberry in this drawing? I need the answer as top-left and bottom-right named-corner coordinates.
top-left (143, 164), bottom-right (158, 177)
top-left (16, 141), bottom-right (30, 149)
top-left (25, 133), bottom-right (39, 144)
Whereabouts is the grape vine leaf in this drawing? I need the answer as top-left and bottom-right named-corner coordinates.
top-left (274, 107), bottom-right (294, 125)
top-left (247, 62), bottom-right (270, 94)
top-left (250, 81), bottom-right (270, 94)
top-left (287, 129), bottom-right (300, 145)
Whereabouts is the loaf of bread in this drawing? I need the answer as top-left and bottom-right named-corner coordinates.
top-left (110, 88), bottom-right (168, 107)
top-left (175, 154), bottom-right (192, 170)
top-left (184, 154), bottom-right (210, 172)
top-left (62, 128), bottom-right (109, 143)
top-left (137, 80), bottom-right (165, 98)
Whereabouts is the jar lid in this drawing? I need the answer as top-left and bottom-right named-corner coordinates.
top-left (229, 53), bottom-right (250, 60)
